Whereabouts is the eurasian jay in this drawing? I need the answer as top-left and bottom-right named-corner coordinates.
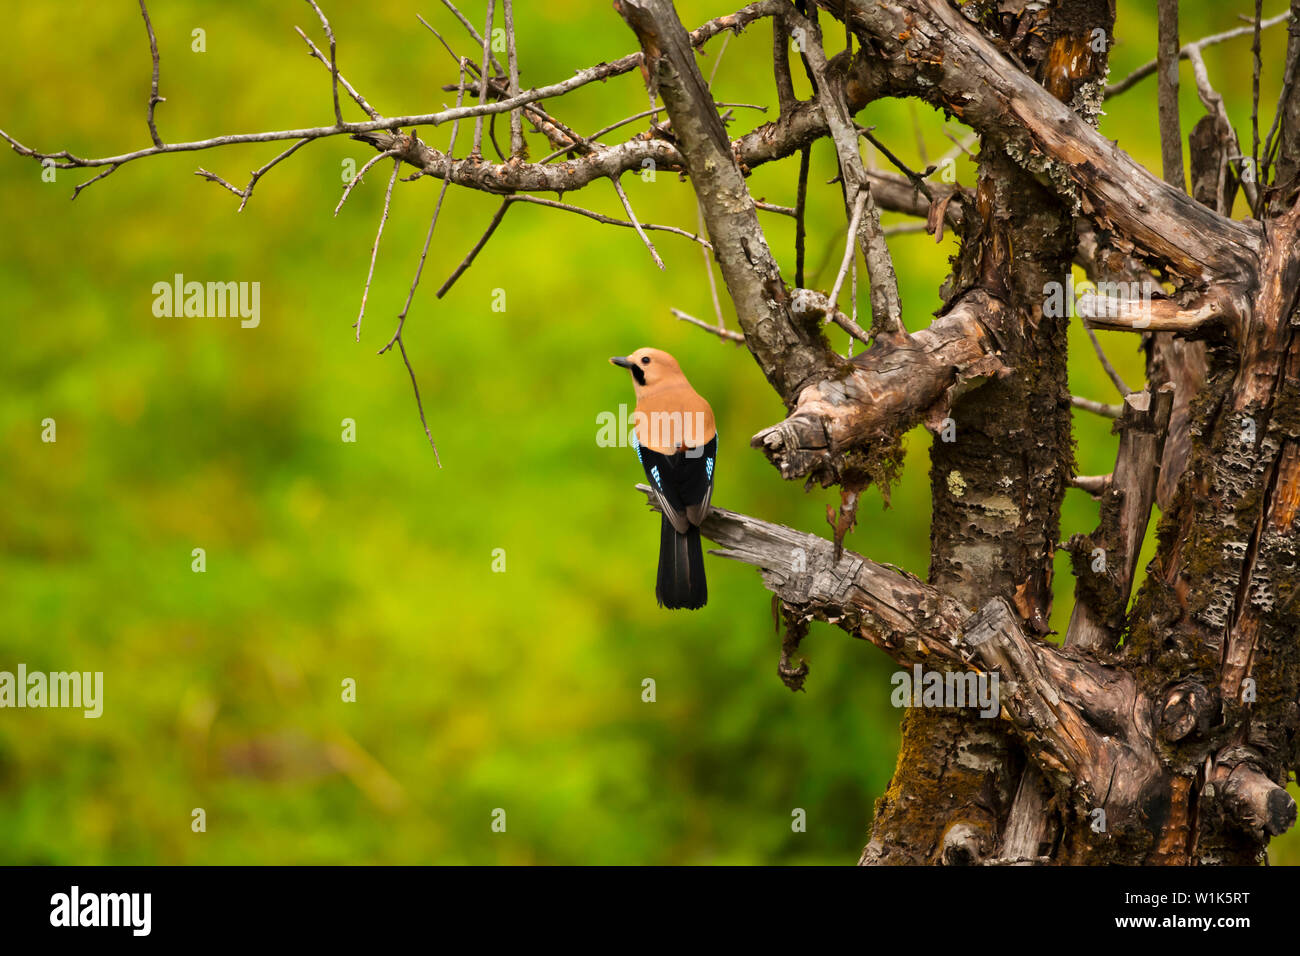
top-left (610, 348), bottom-right (717, 609)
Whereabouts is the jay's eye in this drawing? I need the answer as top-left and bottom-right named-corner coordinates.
top-left (641, 356), bottom-right (651, 365)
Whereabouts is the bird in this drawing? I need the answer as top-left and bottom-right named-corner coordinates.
top-left (610, 347), bottom-right (717, 610)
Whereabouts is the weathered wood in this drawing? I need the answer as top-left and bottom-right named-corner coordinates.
top-left (834, 0), bottom-right (1261, 283)
top-left (1066, 386), bottom-right (1174, 652)
top-left (751, 291), bottom-right (1006, 483)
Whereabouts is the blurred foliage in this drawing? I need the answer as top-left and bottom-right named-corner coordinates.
top-left (0, 1), bottom-right (1295, 865)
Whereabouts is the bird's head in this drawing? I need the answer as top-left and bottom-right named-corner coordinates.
top-left (609, 347), bottom-right (682, 390)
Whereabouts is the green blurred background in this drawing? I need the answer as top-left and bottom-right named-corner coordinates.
top-left (1, 1), bottom-right (1296, 865)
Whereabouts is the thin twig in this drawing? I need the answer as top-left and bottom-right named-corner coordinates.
top-left (858, 124), bottom-right (935, 201)
top-left (827, 189), bottom-right (868, 309)
top-left (0, 5), bottom-right (786, 174)
top-left (1070, 395), bottom-right (1123, 419)
top-left (1105, 10), bottom-right (1291, 99)
top-left (377, 63), bottom-right (472, 471)
top-left (848, 259), bottom-right (858, 357)
top-left (1251, 0), bottom-right (1263, 186)
top-left (335, 148), bottom-right (400, 215)
top-left (940, 129), bottom-right (977, 159)
top-left (882, 221), bottom-right (928, 236)
top-left (610, 176), bottom-right (665, 270)
top-left (355, 158), bottom-right (402, 342)
top-left (537, 102), bottom-right (764, 165)
top-left (382, 62), bottom-right (469, 355)
top-left (908, 102), bottom-right (928, 166)
top-left (304, 0), bottom-right (344, 127)
top-left (138, 0), bottom-right (164, 147)
top-left (420, 18), bottom-right (582, 156)
top-left (294, 27), bottom-right (380, 120)
top-left (698, 200), bottom-right (725, 328)
top-left (196, 138), bottom-right (312, 211)
top-left (1263, 28), bottom-right (1300, 183)
top-left (441, 0), bottom-right (506, 76)
top-left (673, 308), bottom-right (745, 343)
top-left (706, 31), bottom-right (732, 89)
top-left (71, 163), bottom-right (121, 200)
top-left (795, 144), bottom-right (811, 287)
top-left (503, 0), bottom-right (525, 158)
top-left (1085, 325), bottom-right (1133, 397)
top-left (472, 0), bottom-right (497, 158)
top-left (397, 336), bottom-right (442, 466)
top-left (509, 193), bottom-right (711, 247)
top-left (436, 199), bottom-right (512, 298)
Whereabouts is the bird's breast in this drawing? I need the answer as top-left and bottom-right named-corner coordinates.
top-left (635, 389), bottom-right (716, 454)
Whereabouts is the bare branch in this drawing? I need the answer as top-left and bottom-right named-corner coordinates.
top-left (773, 17), bottom-right (796, 113)
top-left (354, 158), bottom-right (402, 342)
top-left (470, 1), bottom-right (497, 159)
top-left (1156, 0), bottom-right (1185, 192)
top-left (1105, 10), bottom-right (1292, 100)
top-left (634, 484), bottom-right (1163, 822)
top-left (792, 8), bottom-right (902, 335)
top-left (792, 289), bottom-right (872, 347)
top-left (510, 193), bottom-right (711, 248)
top-left (436, 198), bottom-right (511, 298)
top-left (335, 148), bottom-right (400, 215)
top-left (1252, 0), bottom-right (1264, 185)
top-left (795, 144), bottom-right (811, 287)
top-left (196, 138), bottom-right (313, 212)
top-left (857, 124), bottom-right (934, 202)
top-left (610, 176), bottom-right (664, 270)
top-left (71, 163), bottom-right (122, 201)
top-left (697, 200), bottom-right (726, 329)
top-left (827, 189), bottom-right (867, 310)
top-left (440, 0), bottom-right (506, 75)
top-left (304, 0), bottom-right (344, 127)
top-left (397, 336), bottom-right (442, 467)
top-left (672, 308), bottom-right (745, 343)
top-left (138, 0), bottom-right (164, 147)
top-left (503, 0), bottom-right (525, 158)
top-left (1, 2), bottom-right (787, 178)
top-left (1070, 395), bottom-right (1122, 419)
top-left (294, 26), bottom-right (380, 120)
top-left (1084, 324), bottom-right (1133, 397)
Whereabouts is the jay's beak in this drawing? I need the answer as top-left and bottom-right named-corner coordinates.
top-left (610, 356), bottom-right (634, 369)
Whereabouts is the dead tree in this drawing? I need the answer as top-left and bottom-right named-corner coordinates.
top-left (7, 0), bottom-right (1300, 864)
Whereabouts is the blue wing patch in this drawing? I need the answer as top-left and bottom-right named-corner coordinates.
top-left (650, 465), bottom-right (661, 487)
top-left (705, 457), bottom-right (714, 480)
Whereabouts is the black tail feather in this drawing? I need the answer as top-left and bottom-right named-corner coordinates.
top-left (656, 517), bottom-right (707, 610)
